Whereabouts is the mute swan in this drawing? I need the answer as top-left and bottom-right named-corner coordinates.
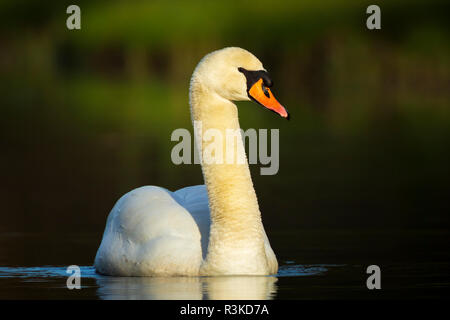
top-left (94, 47), bottom-right (289, 276)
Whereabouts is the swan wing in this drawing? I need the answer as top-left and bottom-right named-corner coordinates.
top-left (94, 186), bottom-right (202, 276)
top-left (173, 185), bottom-right (211, 259)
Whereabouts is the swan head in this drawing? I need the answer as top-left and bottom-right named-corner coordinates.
top-left (191, 47), bottom-right (289, 119)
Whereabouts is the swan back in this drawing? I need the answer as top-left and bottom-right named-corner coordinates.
top-left (94, 186), bottom-right (203, 276)
top-left (173, 185), bottom-right (211, 258)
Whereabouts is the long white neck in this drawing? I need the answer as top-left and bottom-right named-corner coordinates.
top-left (189, 79), bottom-right (271, 275)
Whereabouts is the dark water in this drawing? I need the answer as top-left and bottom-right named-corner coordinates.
top-left (0, 229), bottom-right (448, 299)
top-left (0, 0), bottom-right (448, 302)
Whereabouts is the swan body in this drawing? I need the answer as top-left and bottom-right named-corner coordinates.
top-left (95, 47), bottom-right (287, 276)
top-left (94, 185), bottom-right (276, 276)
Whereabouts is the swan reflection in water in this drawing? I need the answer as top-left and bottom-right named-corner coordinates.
top-left (0, 264), bottom-right (331, 300)
top-left (95, 275), bottom-right (278, 300)
top-left (93, 264), bottom-right (329, 299)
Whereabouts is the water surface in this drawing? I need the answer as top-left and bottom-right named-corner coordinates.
top-left (0, 230), bottom-right (448, 299)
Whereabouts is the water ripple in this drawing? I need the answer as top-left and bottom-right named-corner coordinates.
top-left (0, 264), bottom-right (340, 279)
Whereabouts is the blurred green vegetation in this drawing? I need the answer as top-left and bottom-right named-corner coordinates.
top-left (0, 0), bottom-right (449, 235)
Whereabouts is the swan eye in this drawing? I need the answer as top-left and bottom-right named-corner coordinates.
top-left (261, 83), bottom-right (270, 98)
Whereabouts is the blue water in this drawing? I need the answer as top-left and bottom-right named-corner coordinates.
top-left (1, 230), bottom-right (448, 299)
top-left (0, 264), bottom-right (336, 279)
top-left (0, 264), bottom-right (342, 299)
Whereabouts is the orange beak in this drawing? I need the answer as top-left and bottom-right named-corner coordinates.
top-left (248, 79), bottom-right (289, 119)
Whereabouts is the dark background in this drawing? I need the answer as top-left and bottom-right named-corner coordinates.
top-left (0, 0), bottom-right (449, 294)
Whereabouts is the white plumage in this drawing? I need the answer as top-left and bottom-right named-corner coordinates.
top-left (95, 47), bottom-right (279, 276)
